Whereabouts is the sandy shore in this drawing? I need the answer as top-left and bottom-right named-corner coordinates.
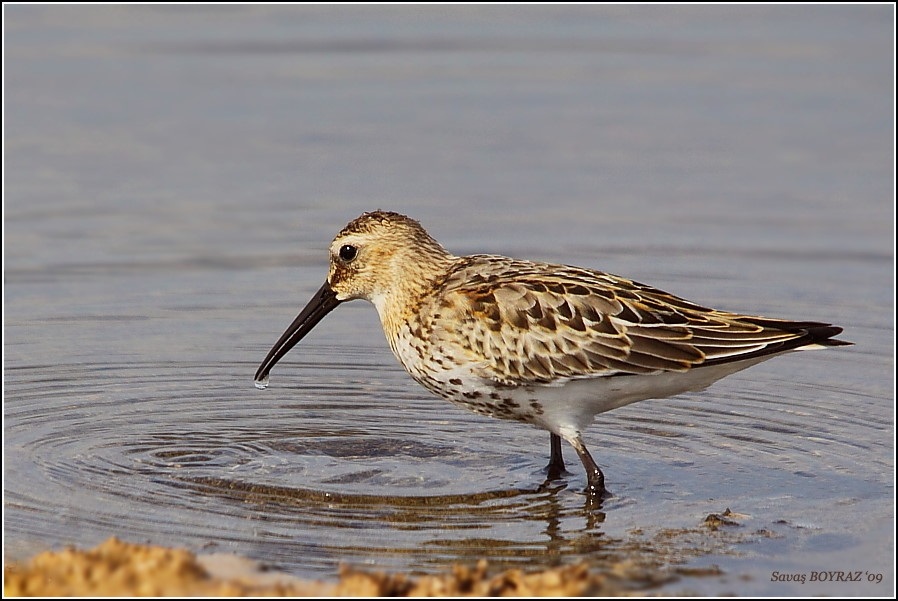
top-left (4, 537), bottom-right (668, 597)
top-left (4, 511), bottom-right (746, 596)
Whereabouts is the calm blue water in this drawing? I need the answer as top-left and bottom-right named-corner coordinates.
top-left (4, 5), bottom-right (893, 595)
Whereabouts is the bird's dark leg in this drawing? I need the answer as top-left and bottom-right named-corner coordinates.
top-left (545, 433), bottom-right (566, 479)
top-left (568, 435), bottom-right (608, 499)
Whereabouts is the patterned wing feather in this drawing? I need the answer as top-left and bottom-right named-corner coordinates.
top-left (432, 256), bottom-right (843, 385)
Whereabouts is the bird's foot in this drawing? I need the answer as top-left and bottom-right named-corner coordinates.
top-left (544, 458), bottom-right (569, 481)
top-left (584, 467), bottom-right (612, 503)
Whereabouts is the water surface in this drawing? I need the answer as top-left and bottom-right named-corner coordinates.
top-left (4, 5), bottom-right (893, 595)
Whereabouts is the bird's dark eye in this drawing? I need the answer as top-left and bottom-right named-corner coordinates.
top-left (339, 244), bottom-right (358, 262)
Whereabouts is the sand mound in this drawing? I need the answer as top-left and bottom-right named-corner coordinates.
top-left (4, 537), bottom-right (656, 597)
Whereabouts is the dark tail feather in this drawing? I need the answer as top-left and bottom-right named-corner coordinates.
top-left (696, 319), bottom-right (852, 369)
top-left (741, 318), bottom-right (853, 347)
top-left (805, 325), bottom-right (853, 347)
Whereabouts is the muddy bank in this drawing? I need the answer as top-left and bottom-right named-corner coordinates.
top-left (5, 512), bottom-right (753, 597)
top-left (3, 538), bottom-right (631, 596)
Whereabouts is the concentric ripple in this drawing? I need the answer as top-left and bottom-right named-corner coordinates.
top-left (5, 341), bottom-right (889, 579)
top-left (4, 355), bottom-right (616, 574)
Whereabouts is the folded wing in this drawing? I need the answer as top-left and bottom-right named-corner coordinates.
top-left (432, 256), bottom-right (848, 385)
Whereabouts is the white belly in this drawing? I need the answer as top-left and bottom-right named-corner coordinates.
top-left (419, 355), bottom-right (773, 439)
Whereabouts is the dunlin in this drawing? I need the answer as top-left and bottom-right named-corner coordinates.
top-left (254, 211), bottom-right (850, 499)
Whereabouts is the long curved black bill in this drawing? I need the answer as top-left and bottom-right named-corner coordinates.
top-left (254, 282), bottom-right (342, 388)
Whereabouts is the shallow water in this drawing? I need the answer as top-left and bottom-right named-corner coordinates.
top-left (4, 5), bottom-right (894, 595)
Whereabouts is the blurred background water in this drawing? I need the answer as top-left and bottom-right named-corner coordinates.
top-left (4, 5), bottom-right (893, 595)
